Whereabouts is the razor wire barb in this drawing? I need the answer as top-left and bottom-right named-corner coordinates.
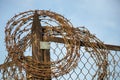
top-left (0, 10), bottom-right (117, 80)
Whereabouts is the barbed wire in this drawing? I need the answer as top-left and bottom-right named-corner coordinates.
top-left (0, 10), bottom-right (112, 80)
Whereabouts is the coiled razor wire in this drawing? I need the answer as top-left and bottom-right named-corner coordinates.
top-left (0, 10), bottom-right (110, 80)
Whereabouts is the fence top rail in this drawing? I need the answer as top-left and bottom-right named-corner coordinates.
top-left (46, 36), bottom-right (120, 51)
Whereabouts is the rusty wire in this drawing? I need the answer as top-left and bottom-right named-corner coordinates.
top-left (0, 10), bottom-right (111, 80)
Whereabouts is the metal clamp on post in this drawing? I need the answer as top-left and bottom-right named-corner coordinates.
top-left (40, 41), bottom-right (50, 49)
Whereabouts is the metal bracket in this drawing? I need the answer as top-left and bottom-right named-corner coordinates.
top-left (40, 41), bottom-right (50, 49)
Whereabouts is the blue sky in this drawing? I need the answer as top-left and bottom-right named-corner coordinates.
top-left (0, 0), bottom-right (120, 64)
